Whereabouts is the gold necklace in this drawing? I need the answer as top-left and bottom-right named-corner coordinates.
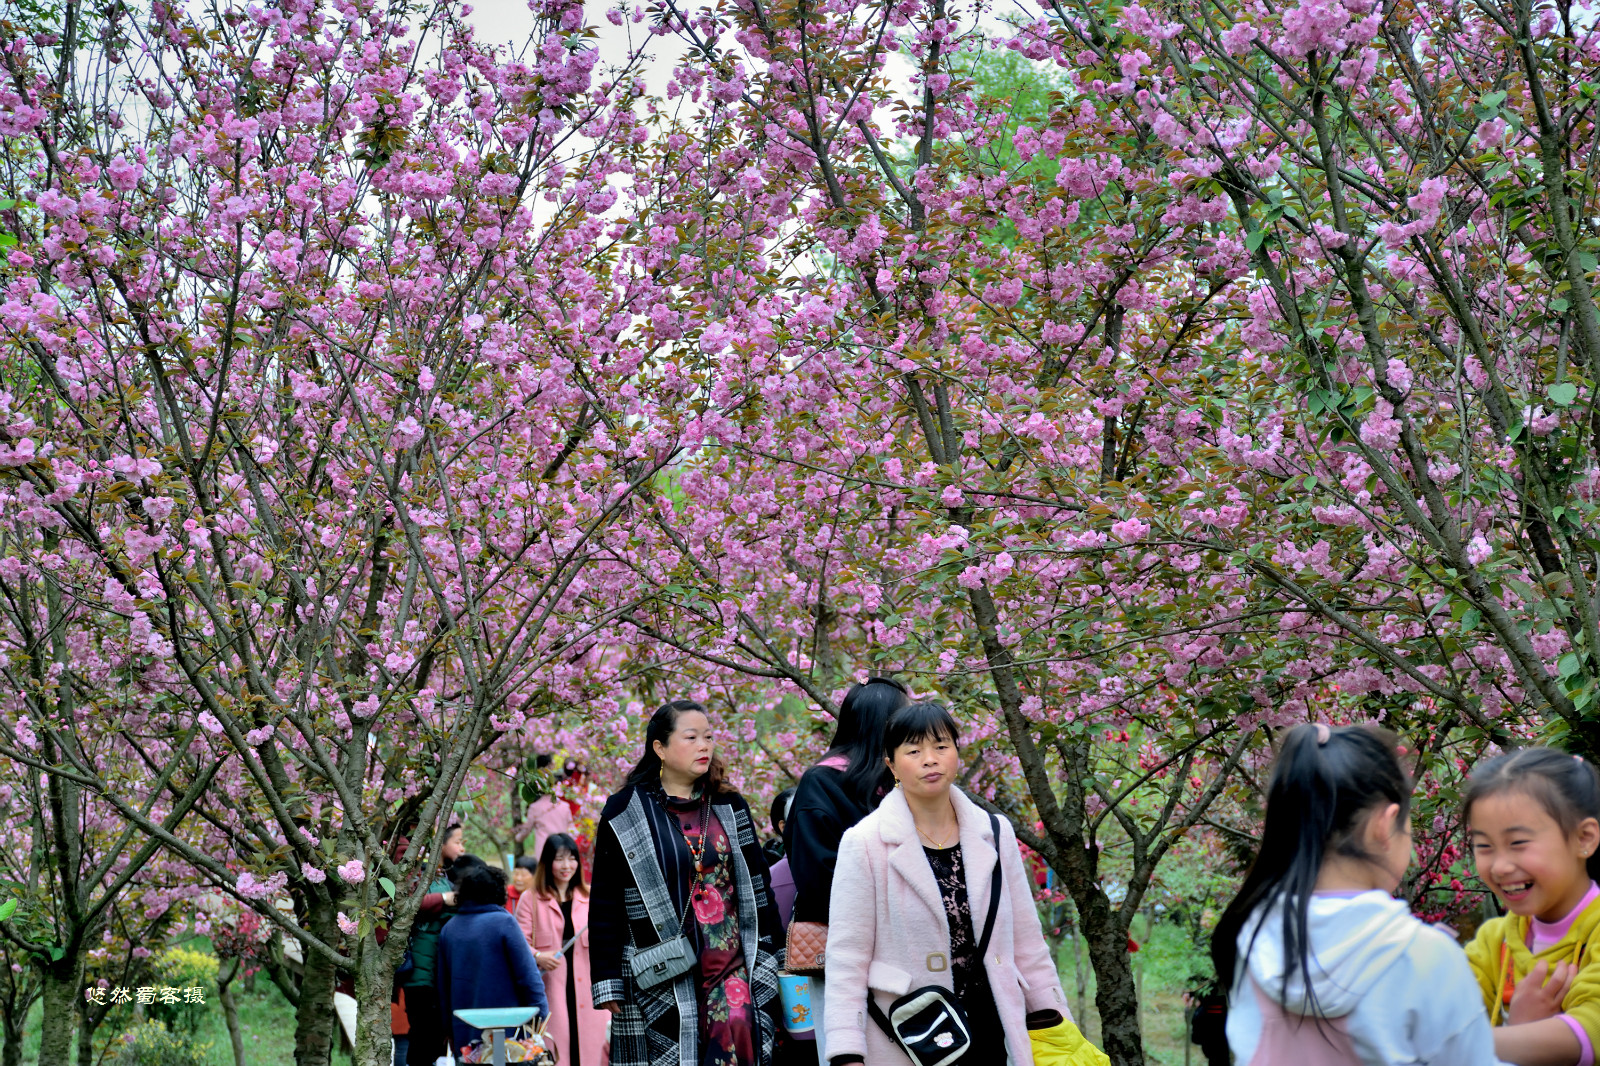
top-left (916, 807), bottom-right (959, 849)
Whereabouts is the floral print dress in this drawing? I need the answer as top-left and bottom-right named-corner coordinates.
top-left (924, 844), bottom-right (1005, 1060)
top-left (667, 793), bottom-right (757, 1066)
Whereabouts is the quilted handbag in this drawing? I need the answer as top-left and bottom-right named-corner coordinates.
top-left (785, 920), bottom-right (828, 975)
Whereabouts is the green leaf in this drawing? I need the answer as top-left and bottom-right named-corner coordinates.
top-left (1480, 89), bottom-right (1508, 110)
top-left (0, 898), bottom-right (16, 921)
top-left (1552, 297), bottom-right (1571, 313)
top-left (1460, 608), bottom-right (1481, 633)
top-left (1245, 230), bottom-right (1266, 252)
top-left (1550, 382), bottom-right (1579, 406)
top-left (1560, 652), bottom-right (1582, 677)
top-left (379, 876), bottom-right (396, 900)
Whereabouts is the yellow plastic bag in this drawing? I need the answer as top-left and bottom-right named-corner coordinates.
top-left (1028, 1014), bottom-right (1110, 1066)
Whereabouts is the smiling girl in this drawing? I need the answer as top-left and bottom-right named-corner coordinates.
top-left (1466, 748), bottom-right (1600, 1066)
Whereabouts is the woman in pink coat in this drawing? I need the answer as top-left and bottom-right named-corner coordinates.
top-left (516, 833), bottom-right (610, 1066)
top-left (822, 702), bottom-right (1071, 1066)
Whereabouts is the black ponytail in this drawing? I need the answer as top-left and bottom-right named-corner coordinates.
top-left (1211, 724), bottom-right (1411, 1016)
top-left (1464, 747), bottom-right (1600, 884)
top-left (823, 678), bottom-right (908, 808)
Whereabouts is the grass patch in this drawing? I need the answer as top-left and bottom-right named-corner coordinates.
top-left (13, 974), bottom-right (348, 1066)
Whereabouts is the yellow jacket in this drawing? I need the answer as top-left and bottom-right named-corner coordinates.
top-left (1466, 899), bottom-right (1600, 1043)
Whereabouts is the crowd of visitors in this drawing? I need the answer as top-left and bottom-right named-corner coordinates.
top-left (390, 685), bottom-right (1600, 1066)
top-left (390, 681), bottom-right (1080, 1066)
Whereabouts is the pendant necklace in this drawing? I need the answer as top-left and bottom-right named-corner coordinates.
top-left (918, 814), bottom-right (958, 849)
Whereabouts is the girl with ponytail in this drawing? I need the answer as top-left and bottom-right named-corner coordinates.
top-left (1465, 747), bottom-right (1600, 1065)
top-left (1213, 723), bottom-right (1503, 1066)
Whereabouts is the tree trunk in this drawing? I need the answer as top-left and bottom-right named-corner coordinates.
top-left (219, 957), bottom-right (247, 1066)
top-left (1071, 923), bottom-right (1089, 1034)
top-left (351, 937), bottom-right (397, 1066)
top-left (1078, 889), bottom-right (1142, 1066)
top-left (959, 578), bottom-right (1146, 1065)
top-left (37, 953), bottom-right (84, 1066)
top-left (293, 900), bottom-right (342, 1066)
top-left (2, 1013), bottom-right (23, 1066)
top-left (76, 998), bottom-right (94, 1066)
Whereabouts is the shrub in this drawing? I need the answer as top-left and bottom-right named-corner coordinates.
top-left (149, 944), bottom-right (218, 1034)
top-left (113, 1020), bottom-right (214, 1066)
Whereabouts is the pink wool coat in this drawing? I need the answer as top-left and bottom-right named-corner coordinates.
top-left (823, 786), bottom-right (1069, 1066)
top-left (515, 890), bottom-right (610, 1066)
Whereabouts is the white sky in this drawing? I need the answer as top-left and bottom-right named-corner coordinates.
top-left (464, 0), bottom-right (691, 95)
top-left (459, 0), bottom-right (924, 97)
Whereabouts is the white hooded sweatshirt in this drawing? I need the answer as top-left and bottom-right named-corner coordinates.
top-left (1227, 890), bottom-right (1508, 1066)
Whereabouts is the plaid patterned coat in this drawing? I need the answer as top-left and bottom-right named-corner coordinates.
top-left (590, 782), bottom-right (783, 1066)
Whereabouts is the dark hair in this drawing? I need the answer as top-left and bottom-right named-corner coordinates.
top-left (514, 855), bottom-right (540, 874)
top-left (882, 700), bottom-right (961, 759)
top-left (770, 786), bottom-right (797, 836)
top-left (533, 832), bottom-right (588, 899)
top-left (824, 678), bottom-right (909, 806)
top-left (456, 862), bottom-right (507, 906)
top-left (625, 700), bottom-right (731, 794)
top-left (449, 852), bottom-right (487, 883)
top-left (1211, 724), bottom-right (1410, 1019)
top-left (1464, 747), bottom-right (1600, 883)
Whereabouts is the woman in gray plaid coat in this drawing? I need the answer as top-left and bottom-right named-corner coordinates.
top-left (591, 700), bottom-right (784, 1066)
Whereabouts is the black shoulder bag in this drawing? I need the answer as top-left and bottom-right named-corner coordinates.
top-left (868, 812), bottom-right (1004, 1066)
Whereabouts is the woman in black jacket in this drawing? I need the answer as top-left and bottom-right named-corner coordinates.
top-left (590, 700), bottom-right (783, 1066)
top-left (781, 677), bottom-right (908, 1064)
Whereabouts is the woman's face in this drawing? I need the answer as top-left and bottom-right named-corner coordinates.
top-left (552, 850), bottom-right (579, 888)
top-left (442, 827), bottom-right (465, 862)
top-left (653, 711), bottom-right (714, 781)
top-left (887, 730), bottom-right (960, 801)
top-left (510, 867), bottom-right (535, 892)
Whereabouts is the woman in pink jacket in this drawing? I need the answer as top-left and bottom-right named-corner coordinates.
top-left (822, 701), bottom-right (1071, 1066)
top-left (516, 833), bottom-right (610, 1066)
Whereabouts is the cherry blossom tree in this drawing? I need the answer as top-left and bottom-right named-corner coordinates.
top-left (1043, 0), bottom-right (1600, 766)
top-left (3, 0), bottom-right (1595, 1062)
top-left (595, 0), bottom-right (1600, 1058)
top-left (0, 0), bottom-right (737, 1061)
